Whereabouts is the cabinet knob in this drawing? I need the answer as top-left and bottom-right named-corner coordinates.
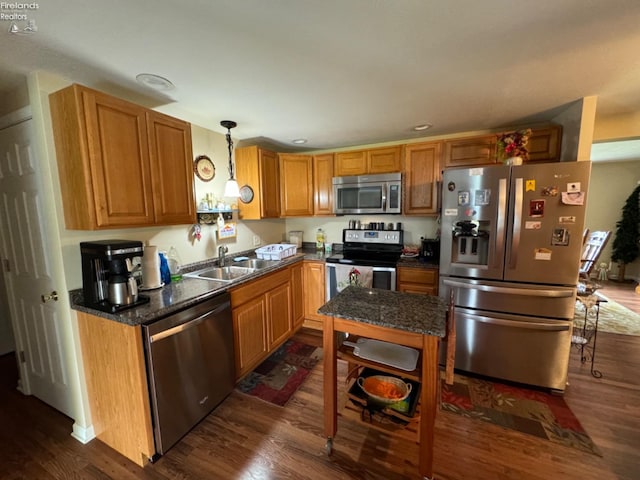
top-left (41, 291), bottom-right (59, 303)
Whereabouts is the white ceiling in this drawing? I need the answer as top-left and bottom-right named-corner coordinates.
top-left (2, 0), bottom-right (640, 153)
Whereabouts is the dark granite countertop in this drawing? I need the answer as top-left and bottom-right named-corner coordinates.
top-left (317, 285), bottom-right (447, 337)
top-left (71, 252), bottom-right (310, 327)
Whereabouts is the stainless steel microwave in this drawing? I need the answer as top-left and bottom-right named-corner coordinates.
top-left (333, 172), bottom-right (402, 215)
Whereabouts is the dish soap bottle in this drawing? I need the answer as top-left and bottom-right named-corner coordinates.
top-left (316, 228), bottom-right (325, 251)
top-left (167, 246), bottom-right (183, 282)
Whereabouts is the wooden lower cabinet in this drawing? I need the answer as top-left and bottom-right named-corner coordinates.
top-left (232, 295), bottom-right (269, 379)
top-left (76, 311), bottom-right (155, 467)
top-left (290, 262), bottom-right (304, 328)
top-left (303, 260), bottom-right (326, 330)
top-left (397, 266), bottom-right (439, 296)
top-left (230, 264), bottom-right (300, 379)
top-left (267, 282), bottom-right (292, 349)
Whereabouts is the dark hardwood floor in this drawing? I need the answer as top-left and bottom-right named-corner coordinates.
top-left (1, 281), bottom-right (639, 479)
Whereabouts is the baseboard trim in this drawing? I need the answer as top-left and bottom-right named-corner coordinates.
top-left (71, 422), bottom-right (95, 444)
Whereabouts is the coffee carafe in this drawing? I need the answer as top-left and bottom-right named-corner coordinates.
top-left (107, 258), bottom-right (139, 305)
top-left (80, 240), bottom-right (149, 313)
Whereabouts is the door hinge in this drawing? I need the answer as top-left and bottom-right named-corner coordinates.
top-left (19, 351), bottom-right (25, 363)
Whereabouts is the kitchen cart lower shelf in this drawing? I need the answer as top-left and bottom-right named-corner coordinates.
top-left (341, 368), bottom-right (422, 442)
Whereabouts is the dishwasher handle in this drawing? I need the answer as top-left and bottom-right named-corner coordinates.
top-left (149, 301), bottom-right (229, 343)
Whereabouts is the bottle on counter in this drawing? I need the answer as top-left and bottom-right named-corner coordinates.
top-left (159, 251), bottom-right (171, 285)
top-left (167, 246), bottom-right (183, 282)
top-left (316, 228), bottom-right (325, 250)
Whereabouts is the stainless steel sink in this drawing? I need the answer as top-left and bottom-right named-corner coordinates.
top-left (232, 258), bottom-right (280, 269)
top-left (185, 265), bottom-right (256, 282)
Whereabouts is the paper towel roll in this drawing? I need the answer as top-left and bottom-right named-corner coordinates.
top-left (142, 245), bottom-right (162, 288)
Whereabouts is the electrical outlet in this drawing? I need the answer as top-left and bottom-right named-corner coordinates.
top-left (253, 235), bottom-right (261, 246)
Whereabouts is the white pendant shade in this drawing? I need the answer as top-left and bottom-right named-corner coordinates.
top-left (224, 179), bottom-right (240, 197)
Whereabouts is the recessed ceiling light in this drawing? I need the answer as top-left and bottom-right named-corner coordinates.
top-left (292, 138), bottom-right (308, 144)
top-left (136, 73), bottom-right (175, 91)
top-left (413, 124), bottom-right (433, 131)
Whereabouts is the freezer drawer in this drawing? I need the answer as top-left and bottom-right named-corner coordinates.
top-left (440, 277), bottom-right (577, 320)
top-left (448, 307), bottom-right (573, 391)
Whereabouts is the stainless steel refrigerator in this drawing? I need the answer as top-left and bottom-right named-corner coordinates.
top-left (439, 161), bottom-right (591, 392)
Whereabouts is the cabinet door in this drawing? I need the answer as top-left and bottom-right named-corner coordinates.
top-left (404, 142), bottom-right (441, 215)
top-left (367, 146), bottom-right (402, 173)
top-left (233, 296), bottom-right (268, 379)
top-left (335, 150), bottom-right (367, 176)
top-left (290, 263), bottom-right (304, 329)
top-left (397, 267), bottom-right (439, 296)
top-left (259, 148), bottom-right (281, 218)
top-left (82, 88), bottom-right (155, 227)
top-left (146, 111), bottom-right (196, 225)
top-left (279, 154), bottom-right (313, 216)
top-left (313, 153), bottom-right (334, 215)
top-left (444, 135), bottom-right (497, 168)
top-left (267, 282), bottom-right (292, 349)
top-left (526, 126), bottom-right (562, 162)
top-left (303, 261), bottom-right (326, 330)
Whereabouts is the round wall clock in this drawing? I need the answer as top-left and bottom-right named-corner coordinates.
top-left (194, 155), bottom-right (215, 181)
top-left (239, 185), bottom-right (254, 203)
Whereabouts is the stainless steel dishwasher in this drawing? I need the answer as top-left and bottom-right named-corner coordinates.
top-left (143, 292), bottom-right (234, 455)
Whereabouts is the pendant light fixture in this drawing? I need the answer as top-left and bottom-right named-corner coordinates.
top-left (221, 120), bottom-right (240, 197)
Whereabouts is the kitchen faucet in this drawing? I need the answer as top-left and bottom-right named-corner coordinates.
top-left (218, 245), bottom-right (228, 266)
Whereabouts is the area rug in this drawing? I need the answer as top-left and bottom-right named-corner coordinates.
top-left (236, 339), bottom-right (321, 406)
top-left (440, 373), bottom-right (601, 456)
top-left (574, 294), bottom-right (640, 336)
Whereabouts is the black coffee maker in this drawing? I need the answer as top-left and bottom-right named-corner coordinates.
top-left (80, 240), bottom-right (150, 313)
top-left (420, 237), bottom-right (440, 262)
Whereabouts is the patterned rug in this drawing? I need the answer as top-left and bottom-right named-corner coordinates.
top-left (574, 294), bottom-right (640, 336)
top-left (236, 339), bottom-right (321, 406)
top-left (441, 373), bottom-right (601, 456)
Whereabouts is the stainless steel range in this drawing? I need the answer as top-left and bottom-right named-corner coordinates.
top-left (325, 228), bottom-right (403, 300)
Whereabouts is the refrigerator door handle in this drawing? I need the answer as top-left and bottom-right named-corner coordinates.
top-left (463, 313), bottom-right (571, 331)
top-left (442, 278), bottom-right (575, 298)
top-left (509, 177), bottom-right (523, 268)
top-left (495, 177), bottom-right (508, 268)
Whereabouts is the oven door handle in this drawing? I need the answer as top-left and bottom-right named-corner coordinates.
top-left (325, 264), bottom-right (396, 273)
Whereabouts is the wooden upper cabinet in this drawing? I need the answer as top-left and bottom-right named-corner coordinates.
top-left (235, 146), bottom-right (280, 219)
top-left (313, 153), bottom-right (334, 216)
top-left (367, 146), bottom-right (402, 173)
top-left (49, 83), bottom-right (195, 229)
top-left (404, 142), bottom-right (441, 215)
top-left (146, 111), bottom-right (196, 224)
top-left (526, 125), bottom-right (562, 162)
top-left (260, 149), bottom-right (281, 217)
top-left (334, 146), bottom-right (402, 176)
top-left (443, 135), bottom-right (497, 168)
top-left (279, 154), bottom-right (313, 217)
top-left (334, 150), bottom-right (367, 176)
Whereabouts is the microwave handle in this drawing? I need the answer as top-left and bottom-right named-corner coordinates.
top-left (382, 185), bottom-right (387, 211)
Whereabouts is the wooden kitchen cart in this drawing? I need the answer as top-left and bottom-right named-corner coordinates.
top-left (319, 286), bottom-right (452, 480)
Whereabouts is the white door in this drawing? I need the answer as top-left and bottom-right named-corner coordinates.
top-left (0, 112), bottom-right (72, 417)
